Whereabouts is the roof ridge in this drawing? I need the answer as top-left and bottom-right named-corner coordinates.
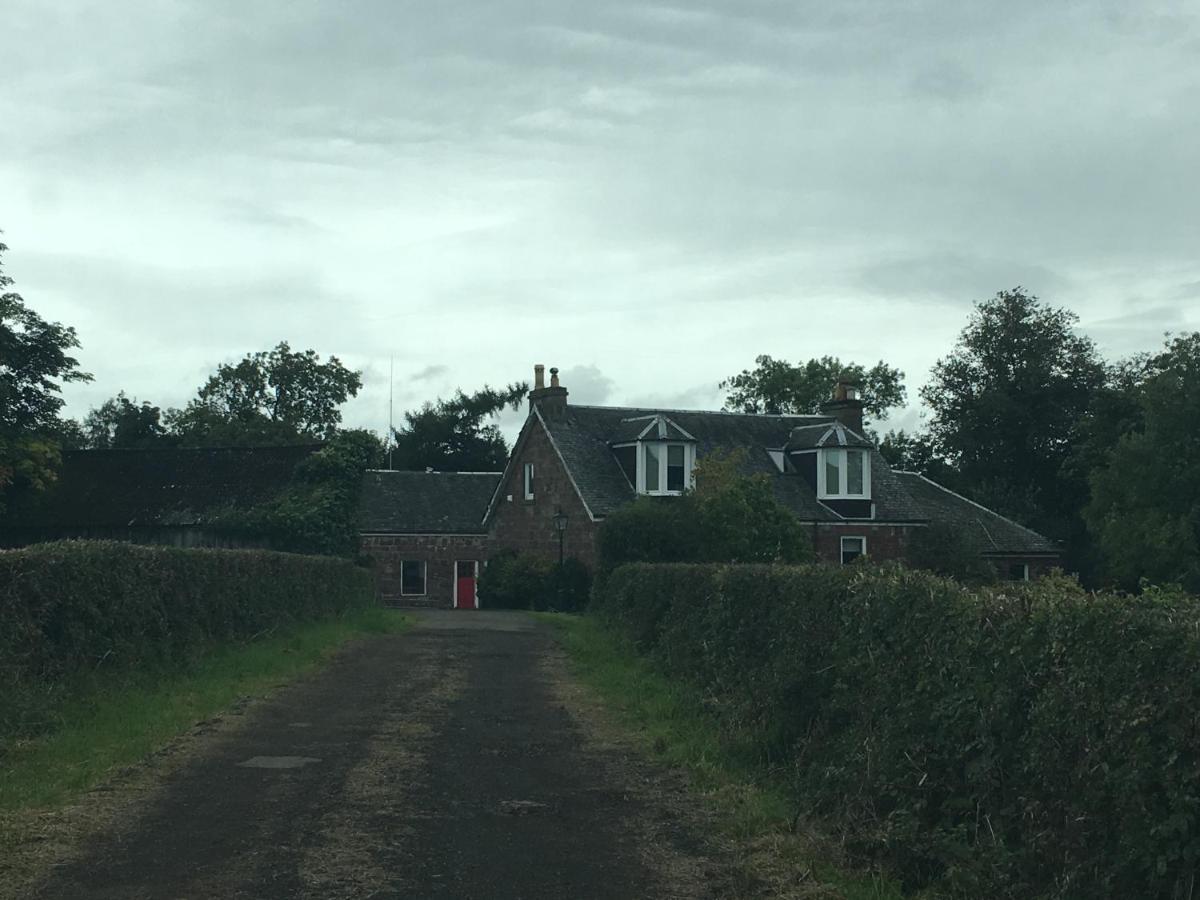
top-left (366, 469), bottom-right (502, 476)
top-left (568, 404), bottom-right (828, 420)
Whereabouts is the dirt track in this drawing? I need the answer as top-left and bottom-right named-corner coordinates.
top-left (29, 612), bottom-right (744, 899)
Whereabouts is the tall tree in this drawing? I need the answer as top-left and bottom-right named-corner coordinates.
top-left (921, 288), bottom-right (1106, 552)
top-left (391, 383), bottom-right (527, 472)
top-left (84, 392), bottom-right (169, 449)
top-left (0, 236), bottom-right (91, 508)
top-left (1085, 333), bottom-right (1200, 592)
top-left (720, 355), bottom-right (906, 424)
top-left (166, 342), bottom-right (362, 446)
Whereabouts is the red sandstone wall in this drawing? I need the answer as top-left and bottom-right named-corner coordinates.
top-left (813, 523), bottom-right (909, 564)
top-left (487, 419), bottom-right (600, 568)
top-left (361, 533), bottom-right (490, 607)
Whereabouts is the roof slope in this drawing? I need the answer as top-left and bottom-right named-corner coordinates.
top-left (358, 470), bottom-right (501, 534)
top-left (2, 446), bottom-right (318, 529)
top-left (539, 405), bottom-right (821, 518)
top-left (894, 472), bottom-right (1059, 555)
top-left (538, 405), bottom-right (926, 522)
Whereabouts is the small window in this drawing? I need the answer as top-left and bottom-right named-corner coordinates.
top-left (1007, 563), bottom-right (1029, 582)
top-left (523, 462), bottom-right (535, 500)
top-left (840, 536), bottom-right (866, 565)
top-left (400, 560), bottom-right (426, 595)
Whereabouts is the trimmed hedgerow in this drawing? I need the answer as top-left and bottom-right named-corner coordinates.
top-left (596, 563), bottom-right (1200, 899)
top-left (0, 541), bottom-right (375, 738)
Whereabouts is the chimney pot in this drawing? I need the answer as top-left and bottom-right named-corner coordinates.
top-left (550, 367), bottom-right (560, 388)
top-left (534, 364), bottom-right (545, 390)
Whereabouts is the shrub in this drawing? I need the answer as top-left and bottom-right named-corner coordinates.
top-left (597, 450), bottom-right (813, 572)
top-left (905, 520), bottom-right (998, 585)
top-left (595, 562), bottom-right (1200, 898)
top-left (477, 550), bottom-right (590, 611)
top-left (0, 541), bottom-right (375, 739)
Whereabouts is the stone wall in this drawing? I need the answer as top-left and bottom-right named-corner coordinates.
top-left (487, 419), bottom-right (600, 568)
top-left (361, 533), bottom-right (490, 607)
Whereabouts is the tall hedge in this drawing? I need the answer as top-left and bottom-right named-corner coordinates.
top-left (1, 541), bottom-right (375, 737)
top-left (597, 563), bottom-right (1200, 898)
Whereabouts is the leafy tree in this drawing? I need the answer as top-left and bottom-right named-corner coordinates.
top-left (391, 383), bottom-right (527, 472)
top-left (720, 355), bottom-right (906, 423)
top-left (166, 342), bottom-right (362, 446)
top-left (921, 288), bottom-right (1106, 557)
top-left (597, 450), bottom-right (813, 570)
top-left (1085, 333), bottom-right (1200, 593)
top-left (83, 392), bottom-right (169, 449)
top-left (0, 236), bottom-right (91, 509)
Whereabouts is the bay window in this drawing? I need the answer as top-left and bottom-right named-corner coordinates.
top-left (638, 441), bottom-right (694, 495)
top-left (819, 448), bottom-right (870, 499)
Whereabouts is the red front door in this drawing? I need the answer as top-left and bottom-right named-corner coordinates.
top-left (455, 560), bottom-right (476, 610)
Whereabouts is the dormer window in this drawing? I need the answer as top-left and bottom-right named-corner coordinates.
top-left (640, 442), bottom-right (694, 495)
top-left (819, 448), bottom-right (870, 499)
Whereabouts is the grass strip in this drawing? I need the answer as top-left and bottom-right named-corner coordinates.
top-left (1, 606), bottom-right (408, 813)
top-left (538, 612), bottom-right (921, 900)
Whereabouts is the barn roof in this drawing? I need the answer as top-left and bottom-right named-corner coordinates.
top-left (1, 445), bottom-right (319, 530)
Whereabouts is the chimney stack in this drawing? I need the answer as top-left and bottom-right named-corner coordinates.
top-left (528, 363), bottom-right (569, 418)
top-left (821, 374), bottom-right (865, 435)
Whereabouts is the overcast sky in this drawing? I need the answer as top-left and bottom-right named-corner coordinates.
top-left (3, 1), bottom-right (1198, 439)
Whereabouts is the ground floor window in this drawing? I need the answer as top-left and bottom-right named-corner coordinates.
top-left (1007, 562), bottom-right (1030, 581)
top-left (400, 560), bottom-right (427, 595)
top-left (840, 536), bottom-right (866, 565)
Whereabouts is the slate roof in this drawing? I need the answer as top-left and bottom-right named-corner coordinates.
top-left (0, 446), bottom-right (319, 529)
top-left (894, 472), bottom-right (1059, 555)
top-left (358, 470), bottom-right (501, 534)
top-left (785, 421), bottom-right (874, 451)
top-left (536, 405), bottom-right (927, 522)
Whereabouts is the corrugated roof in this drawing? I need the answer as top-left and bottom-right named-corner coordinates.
top-left (1, 446), bottom-right (318, 529)
top-left (894, 472), bottom-right (1059, 555)
top-left (357, 470), bottom-right (501, 534)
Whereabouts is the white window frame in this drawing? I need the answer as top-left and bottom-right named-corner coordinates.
top-left (818, 448), bottom-right (871, 499)
top-left (840, 536), bottom-right (867, 565)
top-left (523, 462), bottom-right (535, 500)
top-left (399, 559), bottom-right (427, 596)
top-left (636, 441), bottom-right (695, 495)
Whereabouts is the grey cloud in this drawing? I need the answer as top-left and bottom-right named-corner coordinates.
top-left (411, 365), bottom-right (450, 382)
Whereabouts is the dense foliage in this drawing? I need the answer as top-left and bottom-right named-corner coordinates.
top-left (0, 238), bottom-right (91, 511)
top-left (477, 549), bottom-right (591, 612)
top-left (166, 341), bottom-right (362, 446)
top-left (0, 541), bottom-right (375, 739)
top-left (596, 563), bottom-right (1200, 898)
top-left (213, 430), bottom-right (382, 556)
top-left (720, 354), bottom-right (905, 423)
top-left (1086, 333), bottom-right (1200, 592)
top-left (596, 450), bottom-right (814, 571)
top-left (390, 382), bottom-right (527, 472)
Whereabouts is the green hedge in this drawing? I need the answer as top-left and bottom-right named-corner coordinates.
top-left (1, 541), bottom-right (375, 737)
top-left (597, 563), bottom-right (1200, 898)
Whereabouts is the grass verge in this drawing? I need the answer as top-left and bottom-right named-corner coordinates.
top-left (1, 606), bottom-right (408, 814)
top-left (538, 612), bottom-right (922, 900)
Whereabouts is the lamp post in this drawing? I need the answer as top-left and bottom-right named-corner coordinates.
top-left (552, 507), bottom-right (568, 567)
